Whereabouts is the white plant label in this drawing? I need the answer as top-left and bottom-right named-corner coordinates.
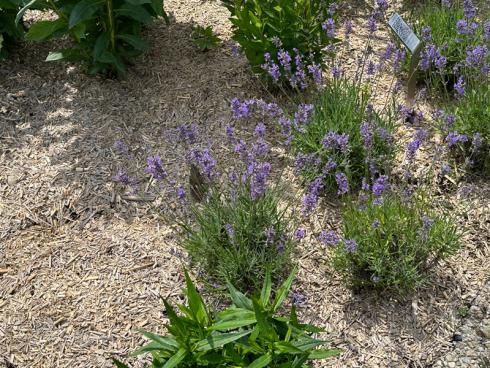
top-left (388, 13), bottom-right (421, 54)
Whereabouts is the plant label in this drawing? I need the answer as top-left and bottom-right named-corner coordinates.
top-left (388, 13), bottom-right (421, 54)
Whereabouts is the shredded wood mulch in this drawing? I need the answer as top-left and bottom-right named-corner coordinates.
top-left (1, 0), bottom-right (489, 367)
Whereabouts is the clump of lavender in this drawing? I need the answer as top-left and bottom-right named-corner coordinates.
top-left (331, 191), bottom-right (460, 294)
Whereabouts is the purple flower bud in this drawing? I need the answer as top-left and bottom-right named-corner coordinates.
top-left (145, 155), bottom-right (167, 180)
top-left (322, 18), bottom-right (336, 38)
top-left (421, 26), bottom-right (432, 42)
top-left (372, 175), bottom-right (389, 197)
top-left (254, 122), bottom-right (266, 136)
top-left (344, 239), bottom-right (357, 253)
top-left (319, 230), bottom-right (339, 246)
top-left (454, 76), bottom-right (465, 98)
top-left (271, 36), bottom-right (282, 48)
top-left (294, 228), bottom-right (306, 240)
top-left (335, 172), bottom-right (349, 195)
top-left (176, 186), bottom-right (186, 200)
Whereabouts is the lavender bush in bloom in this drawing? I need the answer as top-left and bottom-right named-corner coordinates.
top-left (331, 191), bottom-right (460, 294)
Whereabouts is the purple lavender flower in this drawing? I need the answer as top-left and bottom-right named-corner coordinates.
top-left (271, 36), bottom-right (282, 48)
top-left (380, 42), bottom-right (396, 63)
top-left (441, 163), bottom-right (451, 175)
top-left (226, 125), bottom-right (235, 143)
top-left (250, 162), bottom-right (271, 199)
top-left (484, 20), bottom-right (490, 40)
top-left (393, 48), bottom-right (406, 72)
top-left (332, 65), bottom-right (342, 78)
top-left (454, 76), bottom-right (465, 98)
top-left (294, 104), bottom-right (314, 125)
top-left (360, 122), bottom-right (374, 149)
top-left (177, 123), bottom-right (198, 144)
top-left (252, 138), bottom-right (270, 157)
top-left (367, 16), bottom-right (377, 35)
top-left (188, 148), bottom-right (218, 181)
top-left (176, 186), bottom-right (186, 200)
top-left (278, 50), bottom-right (292, 71)
top-left (323, 158), bottom-right (337, 173)
top-left (372, 175), bottom-right (389, 197)
top-left (294, 228), bottom-right (306, 240)
top-left (344, 19), bottom-right (353, 38)
top-left (417, 215), bottom-right (434, 240)
top-left (295, 153), bottom-right (320, 173)
top-left (421, 26), bottom-right (432, 42)
top-left (463, 0), bottom-right (476, 19)
top-left (302, 176), bottom-right (323, 215)
top-left (466, 45), bottom-right (488, 67)
top-left (367, 60), bottom-right (376, 76)
top-left (145, 155), bottom-right (167, 180)
top-left (335, 172), bottom-right (349, 195)
top-left (322, 18), bottom-right (336, 38)
top-left (114, 140), bottom-right (129, 155)
top-left (254, 122), bottom-right (266, 136)
top-left (279, 116), bottom-right (293, 140)
top-left (318, 230), bottom-right (339, 246)
top-left (406, 134), bottom-right (424, 161)
top-left (472, 133), bottom-right (482, 152)
top-left (328, 2), bottom-right (339, 16)
top-left (372, 219), bottom-right (381, 229)
top-left (344, 239), bottom-right (357, 253)
top-left (307, 64), bottom-right (322, 85)
top-left (113, 169), bottom-right (132, 185)
top-left (290, 291), bottom-right (306, 307)
top-left (445, 131), bottom-right (468, 147)
top-left (457, 19), bottom-right (470, 35)
top-left (376, 0), bottom-right (388, 12)
top-left (441, 0), bottom-right (451, 7)
top-left (435, 55), bottom-right (447, 69)
top-left (265, 226), bottom-right (276, 245)
top-left (224, 223), bottom-right (235, 241)
top-left (231, 98), bottom-right (252, 119)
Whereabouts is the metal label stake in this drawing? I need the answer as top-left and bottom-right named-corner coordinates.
top-left (388, 13), bottom-right (422, 103)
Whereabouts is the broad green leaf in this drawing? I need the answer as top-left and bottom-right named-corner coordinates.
top-left (252, 298), bottom-right (273, 339)
top-left (112, 358), bottom-right (130, 368)
top-left (247, 353), bottom-right (272, 368)
top-left (163, 347), bottom-right (186, 368)
top-left (26, 19), bottom-right (66, 41)
top-left (273, 341), bottom-right (303, 354)
top-left (150, 0), bottom-right (164, 17)
top-left (70, 22), bottom-right (86, 41)
top-left (92, 32), bottom-right (109, 60)
top-left (260, 269), bottom-right (272, 307)
top-left (136, 330), bottom-right (179, 352)
top-left (308, 348), bottom-right (342, 359)
top-left (272, 268), bottom-right (296, 312)
top-left (116, 34), bottom-right (149, 51)
top-left (115, 3), bottom-right (152, 24)
top-left (124, 0), bottom-right (151, 4)
top-left (217, 307), bottom-right (255, 321)
top-left (208, 318), bottom-right (256, 331)
top-left (227, 282), bottom-right (253, 310)
top-left (68, 0), bottom-right (102, 29)
top-left (0, 0), bottom-right (17, 10)
top-left (195, 331), bottom-right (251, 351)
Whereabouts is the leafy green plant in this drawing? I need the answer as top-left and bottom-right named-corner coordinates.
top-left (181, 182), bottom-right (296, 292)
top-left (113, 269), bottom-right (341, 367)
top-left (222, 0), bottom-right (339, 84)
top-left (292, 76), bottom-right (396, 195)
top-left (191, 25), bottom-right (220, 51)
top-left (331, 192), bottom-right (461, 294)
top-left (0, 0), bottom-right (24, 59)
top-left (19, 0), bottom-right (168, 76)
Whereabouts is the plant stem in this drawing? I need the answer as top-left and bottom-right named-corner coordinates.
top-left (107, 0), bottom-right (115, 53)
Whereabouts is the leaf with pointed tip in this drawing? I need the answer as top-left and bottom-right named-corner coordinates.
top-left (260, 269), bottom-right (272, 307)
top-left (247, 353), bottom-right (272, 368)
top-left (195, 331), bottom-right (251, 351)
top-left (272, 268), bottom-right (296, 312)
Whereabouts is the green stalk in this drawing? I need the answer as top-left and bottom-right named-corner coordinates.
top-left (107, 0), bottom-right (115, 53)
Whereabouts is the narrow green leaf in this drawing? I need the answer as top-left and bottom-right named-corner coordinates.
top-left (183, 270), bottom-right (209, 326)
top-left (247, 353), bottom-right (272, 368)
top-left (45, 51), bottom-right (65, 61)
top-left (162, 347), bottom-right (186, 368)
top-left (273, 341), bottom-right (303, 354)
top-left (26, 19), bottom-right (66, 41)
top-left (195, 331), bottom-right (251, 351)
top-left (124, 0), bottom-right (151, 5)
top-left (15, 0), bottom-right (38, 24)
top-left (307, 348), bottom-right (342, 359)
top-left (131, 341), bottom-right (168, 356)
top-left (136, 330), bottom-right (179, 352)
top-left (272, 268), bottom-right (297, 312)
top-left (112, 358), bottom-right (130, 368)
top-left (260, 269), bottom-right (272, 307)
top-left (208, 318), bottom-right (256, 331)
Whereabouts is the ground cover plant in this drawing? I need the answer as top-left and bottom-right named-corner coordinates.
top-left (18, 0), bottom-right (168, 76)
top-left (113, 270), bottom-right (340, 367)
top-left (0, 0), bottom-right (24, 59)
top-left (330, 189), bottom-right (461, 294)
top-left (408, 0), bottom-right (489, 95)
top-left (222, 0), bottom-right (340, 86)
top-left (191, 25), bottom-right (220, 51)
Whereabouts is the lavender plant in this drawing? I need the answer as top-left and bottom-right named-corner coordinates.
top-left (222, 0), bottom-right (340, 86)
top-left (291, 76), bottom-right (397, 200)
top-left (330, 188), bottom-right (461, 294)
top-left (408, 0), bottom-right (489, 95)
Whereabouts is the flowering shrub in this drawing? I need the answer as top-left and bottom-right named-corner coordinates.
top-left (20, 0), bottom-right (168, 76)
top-left (0, 0), bottom-right (24, 59)
top-left (292, 76), bottom-right (396, 200)
top-left (330, 190), bottom-right (460, 294)
top-left (409, 0), bottom-right (489, 94)
top-left (222, 0), bottom-right (340, 85)
top-left (113, 270), bottom-right (340, 367)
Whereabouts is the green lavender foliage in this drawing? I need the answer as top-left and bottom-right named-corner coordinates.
top-left (332, 193), bottom-right (461, 294)
top-left (181, 184), bottom-right (295, 292)
top-left (19, 0), bottom-right (168, 76)
top-left (113, 269), bottom-right (341, 367)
